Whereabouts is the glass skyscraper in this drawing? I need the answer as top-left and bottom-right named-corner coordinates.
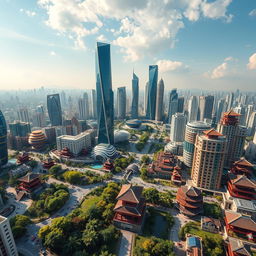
top-left (167, 89), bottom-right (178, 123)
top-left (0, 110), bottom-right (8, 166)
top-left (117, 87), bottom-right (126, 119)
top-left (96, 42), bottom-right (114, 145)
top-left (47, 94), bottom-right (62, 126)
top-left (131, 72), bottom-right (139, 119)
top-left (146, 65), bottom-right (158, 120)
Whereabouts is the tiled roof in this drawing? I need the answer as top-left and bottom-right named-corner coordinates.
top-left (224, 110), bottom-right (241, 116)
top-left (230, 175), bottom-right (256, 189)
top-left (229, 238), bottom-right (252, 256)
top-left (203, 128), bottom-right (223, 137)
top-left (234, 159), bottom-right (253, 167)
top-left (18, 173), bottom-right (40, 183)
top-left (116, 184), bottom-right (143, 203)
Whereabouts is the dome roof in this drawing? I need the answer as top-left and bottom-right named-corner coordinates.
top-left (28, 130), bottom-right (47, 150)
top-left (92, 143), bottom-right (118, 162)
top-left (126, 119), bottom-right (142, 128)
top-left (187, 121), bottom-right (211, 129)
top-left (114, 130), bottom-right (130, 143)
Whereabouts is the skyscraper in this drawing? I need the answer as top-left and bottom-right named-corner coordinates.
top-left (0, 110), bottom-right (8, 166)
top-left (247, 112), bottom-right (256, 136)
top-left (91, 89), bottom-right (97, 119)
top-left (0, 216), bottom-right (18, 256)
top-left (146, 65), bottom-right (158, 120)
top-left (117, 87), bottom-right (126, 119)
top-left (216, 98), bottom-right (225, 123)
top-left (95, 42), bottom-right (114, 145)
top-left (155, 78), bottom-right (164, 121)
top-left (167, 89), bottom-right (178, 124)
top-left (198, 95), bottom-right (214, 121)
top-left (47, 94), bottom-right (62, 126)
top-left (177, 97), bottom-right (184, 113)
top-left (17, 107), bottom-right (30, 123)
top-left (191, 129), bottom-right (226, 190)
top-left (188, 96), bottom-right (198, 122)
top-left (78, 98), bottom-right (87, 120)
top-left (83, 92), bottom-right (90, 119)
top-left (226, 92), bottom-right (234, 110)
top-left (131, 72), bottom-right (139, 119)
top-left (144, 82), bottom-right (148, 116)
top-left (217, 110), bottom-right (247, 167)
top-left (170, 113), bottom-right (186, 142)
top-left (33, 105), bottom-right (46, 127)
top-left (183, 121), bottom-right (211, 167)
top-left (233, 104), bottom-right (246, 126)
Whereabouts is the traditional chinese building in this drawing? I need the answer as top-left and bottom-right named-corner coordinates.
top-left (176, 186), bottom-right (203, 217)
top-left (227, 237), bottom-right (254, 256)
top-left (103, 159), bottom-right (114, 172)
top-left (16, 152), bottom-right (30, 165)
top-left (42, 158), bottom-right (55, 169)
top-left (230, 159), bottom-right (254, 178)
top-left (113, 184), bottom-right (146, 233)
top-left (227, 174), bottom-right (256, 200)
top-left (225, 211), bottom-right (256, 242)
top-left (59, 147), bottom-right (72, 158)
top-left (17, 173), bottom-right (42, 195)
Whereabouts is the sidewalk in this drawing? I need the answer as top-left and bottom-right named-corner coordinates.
top-left (118, 230), bottom-right (134, 256)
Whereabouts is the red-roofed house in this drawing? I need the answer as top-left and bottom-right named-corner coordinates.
top-left (230, 159), bottom-right (254, 177)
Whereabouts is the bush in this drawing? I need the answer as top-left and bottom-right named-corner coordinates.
top-left (10, 215), bottom-right (31, 238)
top-left (63, 170), bottom-right (83, 185)
top-left (203, 203), bottom-right (222, 219)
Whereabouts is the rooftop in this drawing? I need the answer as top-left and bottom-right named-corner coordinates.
top-left (187, 236), bottom-right (201, 249)
top-left (233, 198), bottom-right (256, 212)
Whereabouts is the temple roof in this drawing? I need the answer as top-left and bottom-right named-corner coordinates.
top-left (116, 184), bottom-right (143, 203)
top-left (234, 159), bottom-right (253, 167)
top-left (229, 238), bottom-right (252, 256)
top-left (18, 173), bottom-right (40, 183)
top-left (225, 211), bottom-right (256, 232)
top-left (224, 110), bottom-right (241, 116)
top-left (178, 185), bottom-right (202, 198)
top-left (229, 174), bottom-right (256, 189)
top-left (203, 128), bottom-right (223, 137)
top-left (114, 199), bottom-right (144, 216)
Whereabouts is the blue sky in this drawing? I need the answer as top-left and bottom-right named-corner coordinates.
top-left (0, 0), bottom-right (256, 91)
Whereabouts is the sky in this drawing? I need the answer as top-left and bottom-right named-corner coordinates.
top-left (0, 0), bottom-right (256, 92)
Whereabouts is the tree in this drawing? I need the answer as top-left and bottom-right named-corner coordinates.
top-left (49, 165), bottom-right (62, 176)
top-left (44, 228), bottom-right (65, 252)
top-left (143, 188), bottom-right (160, 204)
top-left (63, 170), bottom-right (83, 184)
top-left (141, 155), bottom-right (150, 164)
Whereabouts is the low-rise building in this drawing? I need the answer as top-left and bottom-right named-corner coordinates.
top-left (186, 235), bottom-right (203, 256)
top-left (201, 216), bottom-right (221, 233)
top-left (227, 237), bottom-right (255, 256)
top-left (232, 198), bottom-right (256, 217)
top-left (230, 159), bottom-right (254, 178)
top-left (9, 164), bottom-right (31, 177)
top-left (17, 173), bottom-right (42, 196)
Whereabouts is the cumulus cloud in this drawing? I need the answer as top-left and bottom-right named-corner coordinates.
top-left (50, 51), bottom-right (56, 56)
top-left (247, 53), bottom-right (256, 70)
top-left (206, 56), bottom-right (234, 79)
top-left (20, 8), bottom-right (36, 17)
top-left (249, 9), bottom-right (256, 16)
top-left (97, 34), bottom-right (107, 41)
top-left (156, 59), bottom-right (187, 73)
top-left (37, 0), bottom-right (233, 61)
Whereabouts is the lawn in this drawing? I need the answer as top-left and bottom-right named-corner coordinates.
top-left (81, 195), bottom-right (101, 214)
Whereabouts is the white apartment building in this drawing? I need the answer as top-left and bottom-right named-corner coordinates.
top-left (0, 216), bottom-right (18, 256)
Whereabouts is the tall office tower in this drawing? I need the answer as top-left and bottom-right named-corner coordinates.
top-left (0, 216), bottom-right (18, 256)
top-left (0, 111), bottom-right (8, 166)
top-left (78, 98), bottom-right (87, 120)
top-left (117, 87), bottom-right (126, 119)
top-left (95, 42), bottom-right (114, 145)
top-left (17, 107), bottom-right (30, 123)
top-left (83, 92), bottom-right (90, 118)
top-left (146, 65), bottom-right (158, 120)
top-left (216, 99), bottom-right (225, 123)
top-left (191, 129), bottom-right (226, 190)
top-left (183, 121), bottom-right (211, 167)
top-left (177, 97), bottom-right (184, 113)
top-left (188, 96), bottom-right (199, 122)
top-left (91, 89), bottom-right (97, 119)
top-left (9, 122), bottom-right (31, 137)
top-left (198, 95), bottom-right (214, 121)
top-left (155, 78), bottom-right (164, 121)
top-left (170, 113), bottom-right (186, 142)
top-left (47, 94), bottom-right (62, 126)
top-left (245, 104), bottom-right (254, 126)
top-left (217, 110), bottom-right (247, 167)
top-left (226, 92), bottom-right (234, 110)
top-left (60, 91), bottom-right (67, 107)
top-left (34, 105), bottom-right (46, 127)
top-left (233, 104), bottom-right (246, 126)
top-left (248, 112), bottom-right (256, 136)
top-left (167, 89), bottom-right (178, 124)
top-left (131, 72), bottom-right (139, 119)
top-left (144, 82), bottom-right (148, 115)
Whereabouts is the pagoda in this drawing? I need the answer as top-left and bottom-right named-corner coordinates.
top-left (42, 158), bottom-right (55, 169)
top-left (113, 184), bottom-right (146, 233)
top-left (103, 159), bottom-right (114, 172)
top-left (230, 159), bottom-right (254, 178)
top-left (176, 186), bottom-right (203, 217)
top-left (60, 147), bottom-right (72, 158)
top-left (220, 110), bottom-right (241, 126)
top-left (16, 152), bottom-right (30, 165)
top-left (227, 174), bottom-right (256, 200)
top-left (17, 173), bottom-right (42, 194)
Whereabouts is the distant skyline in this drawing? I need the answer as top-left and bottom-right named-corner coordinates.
top-left (0, 0), bottom-right (256, 91)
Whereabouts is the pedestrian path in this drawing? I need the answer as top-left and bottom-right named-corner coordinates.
top-left (118, 230), bottom-right (134, 256)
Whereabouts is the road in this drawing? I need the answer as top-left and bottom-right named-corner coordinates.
top-left (118, 230), bottom-right (134, 256)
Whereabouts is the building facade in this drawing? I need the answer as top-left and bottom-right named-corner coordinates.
top-left (188, 96), bottom-right (199, 122)
top-left (117, 87), bottom-right (126, 119)
top-left (183, 121), bottom-right (211, 167)
top-left (155, 78), bottom-right (164, 121)
top-left (96, 42), bottom-right (114, 144)
top-left (198, 95), bottom-right (214, 121)
top-left (131, 72), bottom-right (139, 119)
top-left (0, 111), bottom-right (8, 166)
top-left (177, 96), bottom-right (184, 113)
top-left (47, 94), bottom-right (62, 126)
top-left (146, 65), bottom-right (158, 120)
top-left (91, 89), bottom-right (97, 119)
top-left (191, 129), bottom-right (226, 190)
top-left (0, 216), bottom-right (18, 256)
top-left (167, 89), bottom-right (178, 124)
top-left (170, 113), bottom-right (186, 143)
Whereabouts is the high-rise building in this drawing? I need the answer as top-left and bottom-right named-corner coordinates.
top-left (0, 216), bottom-right (18, 256)
top-left (117, 87), bottom-right (126, 120)
top-left (226, 92), bottom-right (234, 110)
top-left (183, 121), bottom-right (211, 167)
top-left (96, 42), bottom-right (114, 145)
top-left (191, 129), bottom-right (226, 190)
top-left (216, 99), bottom-right (225, 123)
top-left (0, 111), bottom-right (8, 166)
top-left (188, 96), bottom-right (198, 122)
top-left (33, 105), bottom-right (46, 128)
top-left (155, 78), bottom-right (164, 121)
top-left (170, 113), bottom-right (186, 142)
top-left (146, 65), bottom-right (158, 120)
top-left (17, 108), bottom-right (30, 123)
top-left (177, 97), bottom-right (184, 113)
top-left (144, 82), bottom-right (148, 116)
top-left (47, 94), bottom-right (62, 126)
top-left (131, 72), bottom-right (139, 119)
top-left (233, 104), bottom-right (246, 126)
top-left (83, 92), bottom-right (89, 118)
top-left (78, 98), bottom-right (86, 120)
top-left (167, 89), bottom-right (178, 124)
top-left (247, 112), bottom-right (256, 136)
top-left (9, 121), bottom-right (31, 137)
top-left (61, 91), bottom-right (67, 107)
top-left (217, 110), bottom-right (247, 167)
top-left (198, 95), bottom-right (214, 121)
top-left (91, 89), bottom-right (97, 119)
top-left (245, 104), bottom-right (254, 126)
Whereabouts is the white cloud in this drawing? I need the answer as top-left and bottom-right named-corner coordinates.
top-left (247, 53), bottom-right (256, 70)
top-left (97, 34), bottom-right (106, 41)
top-left (206, 56), bottom-right (234, 79)
top-left (50, 51), bottom-right (56, 56)
top-left (20, 8), bottom-right (36, 17)
top-left (37, 0), bottom-right (233, 61)
top-left (249, 9), bottom-right (256, 16)
top-left (156, 59), bottom-right (187, 73)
